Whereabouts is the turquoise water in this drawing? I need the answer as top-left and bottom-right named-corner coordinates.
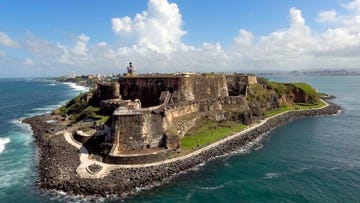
top-left (0, 79), bottom-right (88, 202)
top-left (0, 76), bottom-right (359, 202)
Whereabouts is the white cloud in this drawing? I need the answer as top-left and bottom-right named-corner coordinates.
top-left (343, 0), bottom-right (360, 12)
top-left (111, 0), bottom-right (187, 53)
top-left (0, 32), bottom-right (19, 48)
top-left (290, 7), bottom-right (305, 26)
top-left (317, 10), bottom-right (337, 22)
top-left (234, 29), bottom-right (254, 47)
top-left (0, 50), bottom-right (5, 57)
top-left (25, 32), bottom-right (64, 57)
top-left (71, 34), bottom-right (89, 56)
top-left (112, 17), bottom-right (132, 32)
top-left (257, 8), bottom-right (314, 55)
top-left (97, 41), bottom-right (107, 46)
top-left (227, 3), bottom-right (360, 70)
top-left (78, 33), bottom-right (90, 42)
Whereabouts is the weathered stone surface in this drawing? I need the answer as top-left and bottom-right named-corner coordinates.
top-left (118, 74), bottom-right (231, 107)
top-left (97, 82), bottom-right (120, 101)
top-left (119, 76), bottom-right (182, 107)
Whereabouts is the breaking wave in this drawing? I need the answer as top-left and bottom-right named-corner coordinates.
top-left (264, 172), bottom-right (282, 179)
top-left (0, 137), bottom-right (10, 153)
top-left (195, 184), bottom-right (225, 191)
top-left (63, 82), bottom-right (89, 92)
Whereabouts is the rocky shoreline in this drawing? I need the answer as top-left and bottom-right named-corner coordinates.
top-left (24, 100), bottom-right (341, 199)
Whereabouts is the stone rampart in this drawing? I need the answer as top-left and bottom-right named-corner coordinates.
top-left (118, 74), bottom-right (229, 107)
top-left (97, 82), bottom-right (120, 101)
top-left (111, 109), bottom-right (165, 155)
top-left (179, 75), bottom-right (228, 101)
top-left (118, 76), bottom-right (182, 107)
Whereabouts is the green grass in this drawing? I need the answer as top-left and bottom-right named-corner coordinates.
top-left (265, 106), bottom-right (292, 117)
top-left (94, 115), bottom-right (110, 124)
top-left (85, 106), bottom-right (100, 112)
top-left (265, 81), bottom-right (288, 95)
top-left (264, 80), bottom-right (319, 101)
top-left (75, 105), bottom-right (110, 124)
top-left (317, 92), bottom-right (328, 97)
top-left (293, 100), bottom-right (326, 110)
top-left (292, 82), bottom-right (318, 98)
top-left (265, 100), bottom-right (326, 118)
top-left (84, 106), bottom-right (110, 124)
top-left (181, 120), bottom-right (247, 150)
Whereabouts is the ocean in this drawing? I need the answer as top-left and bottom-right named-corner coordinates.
top-left (0, 76), bottom-right (359, 202)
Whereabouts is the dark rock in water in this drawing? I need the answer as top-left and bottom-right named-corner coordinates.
top-left (321, 94), bottom-right (336, 99)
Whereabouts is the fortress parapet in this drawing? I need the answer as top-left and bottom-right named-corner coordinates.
top-left (118, 74), bottom-right (231, 107)
top-left (96, 82), bottom-right (120, 101)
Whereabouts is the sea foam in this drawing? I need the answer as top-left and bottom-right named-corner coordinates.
top-left (63, 82), bottom-right (89, 92)
top-left (0, 137), bottom-right (10, 153)
top-left (264, 172), bottom-right (282, 179)
top-left (24, 99), bottom-right (69, 117)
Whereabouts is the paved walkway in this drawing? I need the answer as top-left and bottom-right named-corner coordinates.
top-left (62, 100), bottom-right (331, 179)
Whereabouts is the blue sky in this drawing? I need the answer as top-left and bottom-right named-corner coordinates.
top-left (0, 0), bottom-right (359, 77)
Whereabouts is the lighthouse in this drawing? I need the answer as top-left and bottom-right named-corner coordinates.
top-left (126, 62), bottom-right (136, 75)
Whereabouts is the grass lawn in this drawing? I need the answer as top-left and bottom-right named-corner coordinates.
top-left (265, 106), bottom-right (292, 117)
top-left (94, 115), bottom-right (110, 125)
top-left (265, 100), bottom-right (327, 118)
top-left (77, 105), bottom-right (110, 124)
top-left (181, 120), bottom-right (247, 150)
top-left (292, 83), bottom-right (318, 98)
top-left (293, 100), bottom-right (326, 110)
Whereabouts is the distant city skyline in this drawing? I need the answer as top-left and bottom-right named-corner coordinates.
top-left (1, 0), bottom-right (360, 77)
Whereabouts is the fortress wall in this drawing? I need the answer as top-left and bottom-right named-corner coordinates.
top-left (142, 113), bottom-right (165, 148)
top-left (118, 74), bottom-right (230, 107)
top-left (179, 75), bottom-right (228, 101)
top-left (219, 96), bottom-right (247, 105)
top-left (113, 114), bottom-right (144, 152)
top-left (165, 103), bottom-right (200, 122)
top-left (162, 102), bottom-right (201, 134)
top-left (247, 75), bottom-right (258, 84)
top-left (112, 112), bottom-right (166, 154)
top-left (100, 100), bottom-right (122, 115)
top-left (225, 75), bottom-right (249, 96)
top-left (219, 96), bottom-right (253, 124)
top-left (162, 100), bottom-right (223, 138)
top-left (97, 82), bottom-right (120, 101)
top-left (111, 74), bottom-right (253, 154)
top-left (118, 77), bottom-right (182, 107)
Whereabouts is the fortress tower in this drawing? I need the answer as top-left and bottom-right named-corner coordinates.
top-left (126, 62), bottom-right (136, 75)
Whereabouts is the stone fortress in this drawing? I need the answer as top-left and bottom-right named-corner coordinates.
top-left (25, 62), bottom-right (341, 197)
top-left (92, 63), bottom-right (259, 163)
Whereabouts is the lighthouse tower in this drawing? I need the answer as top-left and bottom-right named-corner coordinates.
top-left (126, 62), bottom-right (136, 75)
